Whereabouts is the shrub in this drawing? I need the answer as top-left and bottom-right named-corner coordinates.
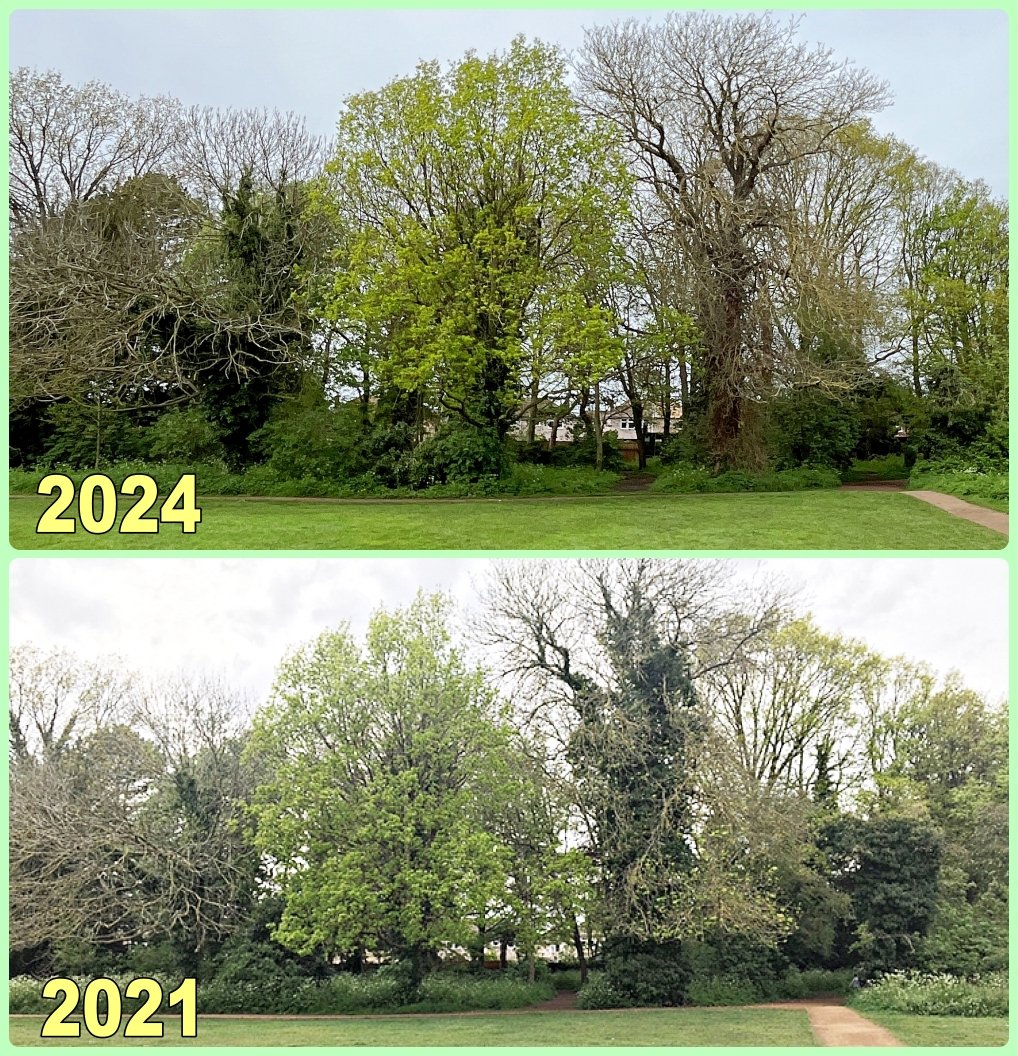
top-left (768, 389), bottom-right (862, 471)
top-left (604, 938), bottom-right (691, 1007)
top-left (651, 465), bottom-right (840, 494)
top-left (252, 389), bottom-right (366, 484)
top-left (850, 971), bottom-right (1008, 1017)
top-left (506, 438), bottom-right (552, 465)
top-left (686, 976), bottom-right (760, 1006)
top-left (685, 934), bottom-right (784, 996)
top-left (504, 957), bottom-right (551, 982)
top-left (659, 432), bottom-right (701, 466)
top-left (41, 402), bottom-right (150, 468)
top-left (10, 976), bottom-right (53, 1015)
top-left (907, 461), bottom-right (1008, 507)
top-left (772, 968), bottom-right (854, 999)
top-left (550, 969), bottom-right (584, 991)
top-left (547, 429), bottom-right (626, 472)
top-left (500, 464), bottom-right (619, 496)
top-left (8, 969), bottom-right (575, 1018)
top-left (9, 975), bottom-right (178, 1015)
top-left (410, 974), bottom-right (553, 1012)
top-left (411, 425), bottom-right (505, 486)
top-left (648, 464), bottom-right (713, 492)
top-left (364, 423), bottom-right (417, 489)
top-left (147, 408), bottom-right (225, 464)
top-left (576, 973), bottom-right (632, 1010)
top-left (841, 455), bottom-right (908, 483)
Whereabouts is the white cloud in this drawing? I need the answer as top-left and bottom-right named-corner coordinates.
top-left (9, 558), bottom-right (1008, 707)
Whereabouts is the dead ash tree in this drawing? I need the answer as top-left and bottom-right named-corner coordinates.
top-left (577, 12), bottom-right (890, 469)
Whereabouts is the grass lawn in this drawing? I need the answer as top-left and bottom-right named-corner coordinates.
top-left (10, 490), bottom-right (1005, 550)
top-left (859, 1011), bottom-right (1008, 1047)
top-left (10, 1008), bottom-right (815, 1047)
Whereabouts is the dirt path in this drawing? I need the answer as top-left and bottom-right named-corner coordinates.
top-left (613, 472), bottom-right (656, 493)
top-left (903, 490), bottom-right (1008, 535)
top-left (839, 480), bottom-right (907, 492)
top-left (757, 999), bottom-right (901, 1046)
top-left (531, 990), bottom-right (579, 1011)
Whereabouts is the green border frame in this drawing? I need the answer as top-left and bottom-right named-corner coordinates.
top-left (1, 3), bottom-right (1013, 1053)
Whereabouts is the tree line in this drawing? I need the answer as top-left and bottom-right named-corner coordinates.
top-left (9, 562), bottom-right (1007, 1003)
top-left (9, 14), bottom-right (1008, 484)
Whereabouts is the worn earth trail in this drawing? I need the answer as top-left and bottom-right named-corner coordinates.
top-left (903, 490), bottom-right (1008, 535)
top-left (756, 998), bottom-right (902, 1046)
top-left (841, 480), bottom-right (1008, 535)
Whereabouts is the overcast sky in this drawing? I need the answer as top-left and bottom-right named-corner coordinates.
top-left (8, 8), bottom-right (1009, 197)
top-left (9, 558), bottom-right (1009, 707)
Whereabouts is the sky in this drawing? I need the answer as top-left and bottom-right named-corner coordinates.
top-left (9, 557), bottom-right (1009, 707)
top-left (8, 8), bottom-right (1010, 198)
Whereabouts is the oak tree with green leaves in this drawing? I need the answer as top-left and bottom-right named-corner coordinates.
top-left (247, 594), bottom-right (535, 982)
top-left (316, 38), bottom-right (632, 452)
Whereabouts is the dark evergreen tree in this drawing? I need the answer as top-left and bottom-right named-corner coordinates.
top-left (823, 815), bottom-right (941, 974)
top-left (568, 579), bottom-right (701, 1004)
top-left (188, 171), bottom-right (309, 465)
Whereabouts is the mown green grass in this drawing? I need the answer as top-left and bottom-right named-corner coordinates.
top-left (861, 1011), bottom-right (1008, 1047)
top-left (10, 490), bottom-right (1004, 551)
top-left (9, 1008), bottom-right (815, 1047)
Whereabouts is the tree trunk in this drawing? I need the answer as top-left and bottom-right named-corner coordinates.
top-left (360, 365), bottom-right (372, 428)
top-left (632, 399), bottom-right (646, 469)
top-left (706, 274), bottom-right (755, 471)
top-left (571, 915), bottom-right (589, 985)
top-left (662, 360), bottom-right (673, 441)
top-left (911, 329), bottom-right (923, 398)
top-left (94, 402), bottom-right (102, 470)
top-left (527, 374), bottom-right (540, 443)
top-left (593, 381), bottom-right (604, 471)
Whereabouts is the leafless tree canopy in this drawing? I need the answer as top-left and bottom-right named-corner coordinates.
top-left (577, 13), bottom-right (891, 467)
top-left (177, 105), bottom-right (328, 206)
top-left (8, 67), bottom-right (181, 228)
top-left (9, 650), bottom-right (258, 955)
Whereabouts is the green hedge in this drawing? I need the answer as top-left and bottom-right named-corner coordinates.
top-left (650, 465), bottom-right (841, 494)
top-left (684, 969), bottom-right (853, 1007)
top-left (9, 463), bottom-right (620, 500)
top-left (850, 972), bottom-right (1008, 1017)
top-left (9, 972), bottom-right (554, 1017)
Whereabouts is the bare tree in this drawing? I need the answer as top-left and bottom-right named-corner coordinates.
top-left (176, 105), bottom-right (327, 206)
top-left (8, 67), bottom-right (181, 228)
top-left (577, 13), bottom-right (890, 468)
top-left (9, 651), bottom-right (259, 959)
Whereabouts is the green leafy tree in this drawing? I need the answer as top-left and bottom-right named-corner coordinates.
top-left (824, 815), bottom-right (941, 974)
top-left (248, 595), bottom-right (520, 983)
top-left (317, 38), bottom-right (630, 452)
